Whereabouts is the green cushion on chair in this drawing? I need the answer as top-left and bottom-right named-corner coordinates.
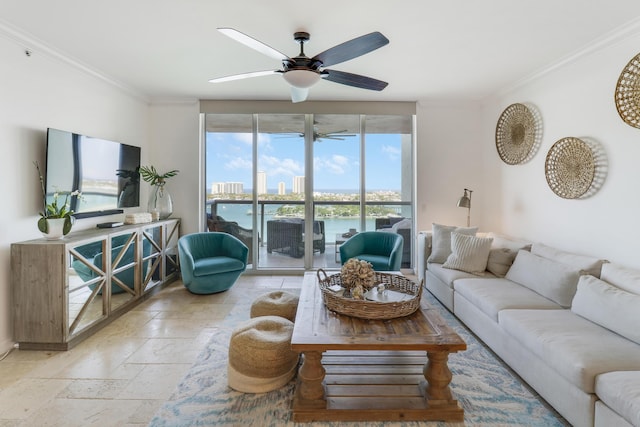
top-left (193, 257), bottom-right (246, 276)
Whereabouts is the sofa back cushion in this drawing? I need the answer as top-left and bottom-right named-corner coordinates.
top-left (442, 233), bottom-right (493, 275)
top-left (427, 223), bottom-right (477, 264)
top-left (531, 242), bottom-right (605, 278)
top-left (572, 274), bottom-right (640, 345)
top-left (599, 262), bottom-right (640, 294)
top-left (505, 250), bottom-right (581, 307)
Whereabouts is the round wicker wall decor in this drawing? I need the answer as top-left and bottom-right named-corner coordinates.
top-left (495, 103), bottom-right (538, 164)
top-left (615, 52), bottom-right (640, 128)
top-left (545, 137), bottom-right (595, 199)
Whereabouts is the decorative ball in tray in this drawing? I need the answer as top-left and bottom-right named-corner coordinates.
top-left (317, 259), bottom-right (423, 320)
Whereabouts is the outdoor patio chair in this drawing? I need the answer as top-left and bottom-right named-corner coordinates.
top-left (267, 219), bottom-right (325, 258)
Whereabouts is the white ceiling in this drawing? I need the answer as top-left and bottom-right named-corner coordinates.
top-left (3, 0), bottom-right (640, 103)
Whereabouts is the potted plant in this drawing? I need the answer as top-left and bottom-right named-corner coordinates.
top-left (139, 165), bottom-right (179, 220)
top-left (34, 161), bottom-right (80, 239)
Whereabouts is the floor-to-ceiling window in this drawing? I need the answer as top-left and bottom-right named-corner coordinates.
top-left (201, 101), bottom-right (415, 273)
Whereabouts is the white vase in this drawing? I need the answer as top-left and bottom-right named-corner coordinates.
top-left (40, 218), bottom-right (68, 240)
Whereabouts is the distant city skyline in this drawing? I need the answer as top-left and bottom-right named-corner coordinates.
top-left (205, 132), bottom-right (404, 193)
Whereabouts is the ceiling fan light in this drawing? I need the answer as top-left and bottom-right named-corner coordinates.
top-left (283, 70), bottom-right (321, 88)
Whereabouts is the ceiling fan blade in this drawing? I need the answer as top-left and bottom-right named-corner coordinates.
top-left (322, 69), bottom-right (388, 91)
top-left (312, 32), bottom-right (389, 67)
top-left (290, 87), bottom-right (309, 103)
top-left (218, 28), bottom-right (289, 61)
top-left (208, 70), bottom-right (279, 83)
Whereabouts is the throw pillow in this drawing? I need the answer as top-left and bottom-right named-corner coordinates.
top-left (599, 262), bottom-right (640, 295)
top-left (443, 233), bottom-right (493, 275)
top-left (505, 250), bottom-right (581, 308)
top-left (486, 248), bottom-right (518, 277)
top-left (572, 275), bottom-right (640, 345)
top-left (485, 233), bottom-right (532, 277)
top-left (427, 223), bottom-right (478, 264)
top-left (531, 243), bottom-right (605, 278)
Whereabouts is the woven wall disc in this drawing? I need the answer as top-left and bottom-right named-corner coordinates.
top-left (495, 103), bottom-right (537, 164)
top-left (615, 52), bottom-right (640, 128)
top-left (545, 137), bottom-right (595, 199)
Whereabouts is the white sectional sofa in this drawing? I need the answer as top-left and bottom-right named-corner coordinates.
top-left (417, 226), bottom-right (640, 427)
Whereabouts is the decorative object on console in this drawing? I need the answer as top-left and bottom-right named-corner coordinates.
top-left (34, 161), bottom-right (78, 239)
top-left (545, 137), bottom-right (595, 199)
top-left (124, 212), bottom-right (153, 224)
top-left (456, 188), bottom-right (473, 227)
top-left (615, 51), bottom-right (640, 128)
top-left (139, 165), bottom-right (178, 220)
top-left (495, 103), bottom-right (542, 165)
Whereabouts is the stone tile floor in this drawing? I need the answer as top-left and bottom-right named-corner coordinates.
top-left (0, 275), bottom-right (308, 426)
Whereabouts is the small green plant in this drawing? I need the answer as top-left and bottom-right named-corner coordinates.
top-left (34, 161), bottom-right (79, 234)
top-left (139, 165), bottom-right (179, 186)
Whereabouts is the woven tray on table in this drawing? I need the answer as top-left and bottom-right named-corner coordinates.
top-left (317, 269), bottom-right (423, 320)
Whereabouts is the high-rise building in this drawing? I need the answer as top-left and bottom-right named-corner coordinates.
top-left (257, 171), bottom-right (267, 194)
top-left (292, 176), bottom-right (305, 194)
top-left (278, 181), bottom-right (286, 195)
top-left (211, 182), bottom-right (225, 194)
top-left (225, 182), bottom-right (244, 194)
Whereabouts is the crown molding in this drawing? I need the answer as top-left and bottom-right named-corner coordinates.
top-left (0, 18), bottom-right (149, 104)
top-left (491, 16), bottom-right (640, 100)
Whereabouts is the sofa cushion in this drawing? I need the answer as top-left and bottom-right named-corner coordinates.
top-left (487, 232), bottom-right (532, 252)
top-left (427, 262), bottom-right (492, 289)
top-left (498, 309), bottom-right (640, 393)
top-left (600, 262), bottom-right (640, 294)
top-left (454, 278), bottom-right (562, 322)
top-left (442, 233), bottom-right (493, 275)
top-left (531, 242), bottom-right (605, 278)
top-left (193, 256), bottom-right (246, 276)
top-left (595, 371), bottom-right (640, 427)
top-left (505, 250), bottom-right (581, 308)
top-left (485, 233), bottom-right (532, 277)
top-left (572, 275), bottom-right (640, 345)
top-left (486, 248), bottom-right (517, 278)
top-left (427, 223), bottom-right (477, 264)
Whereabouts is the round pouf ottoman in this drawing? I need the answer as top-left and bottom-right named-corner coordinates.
top-left (250, 290), bottom-right (299, 322)
top-left (228, 315), bottom-right (299, 393)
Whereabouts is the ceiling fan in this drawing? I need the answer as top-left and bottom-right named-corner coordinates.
top-left (209, 28), bottom-right (389, 103)
top-left (276, 126), bottom-right (357, 142)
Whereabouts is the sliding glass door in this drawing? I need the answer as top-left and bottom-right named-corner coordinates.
top-left (204, 110), bottom-right (414, 272)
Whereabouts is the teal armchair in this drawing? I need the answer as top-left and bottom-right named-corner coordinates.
top-left (339, 231), bottom-right (404, 271)
top-left (178, 232), bottom-right (248, 294)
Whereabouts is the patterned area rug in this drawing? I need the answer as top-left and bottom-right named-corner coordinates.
top-left (149, 287), bottom-right (568, 427)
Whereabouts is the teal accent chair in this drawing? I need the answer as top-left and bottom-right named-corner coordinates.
top-left (178, 232), bottom-right (248, 294)
top-left (339, 231), bottom-right (404, 271)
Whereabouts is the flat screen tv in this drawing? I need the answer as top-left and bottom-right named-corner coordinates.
top-left (45, 128), bottom-right (141, 219)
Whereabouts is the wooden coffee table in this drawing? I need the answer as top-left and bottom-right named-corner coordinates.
top-left (291, 272), bottom-right (467, 422)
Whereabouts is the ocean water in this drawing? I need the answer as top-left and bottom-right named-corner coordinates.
top-left (213, 203), bottom-right (377, 243)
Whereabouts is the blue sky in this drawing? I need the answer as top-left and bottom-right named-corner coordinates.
top-left (205, 132), bottom-right (402, 192)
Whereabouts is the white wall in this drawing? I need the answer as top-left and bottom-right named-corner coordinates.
top-left (415, 101), bottom-right (487, 232)
top-left (149, 102), bottom-right (201, 235)
top-left (482, 29), bottom-right (640, 269)
top-left (0, 36), bottom-right (150, 353)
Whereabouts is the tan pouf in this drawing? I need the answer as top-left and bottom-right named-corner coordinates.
top-left (228, 315), bottom-right (299, 393)
top-left (250, 291), bottom-right (300, 322)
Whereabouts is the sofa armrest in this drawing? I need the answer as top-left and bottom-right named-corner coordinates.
top-left (417, 231), bottom-right (432, 283)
